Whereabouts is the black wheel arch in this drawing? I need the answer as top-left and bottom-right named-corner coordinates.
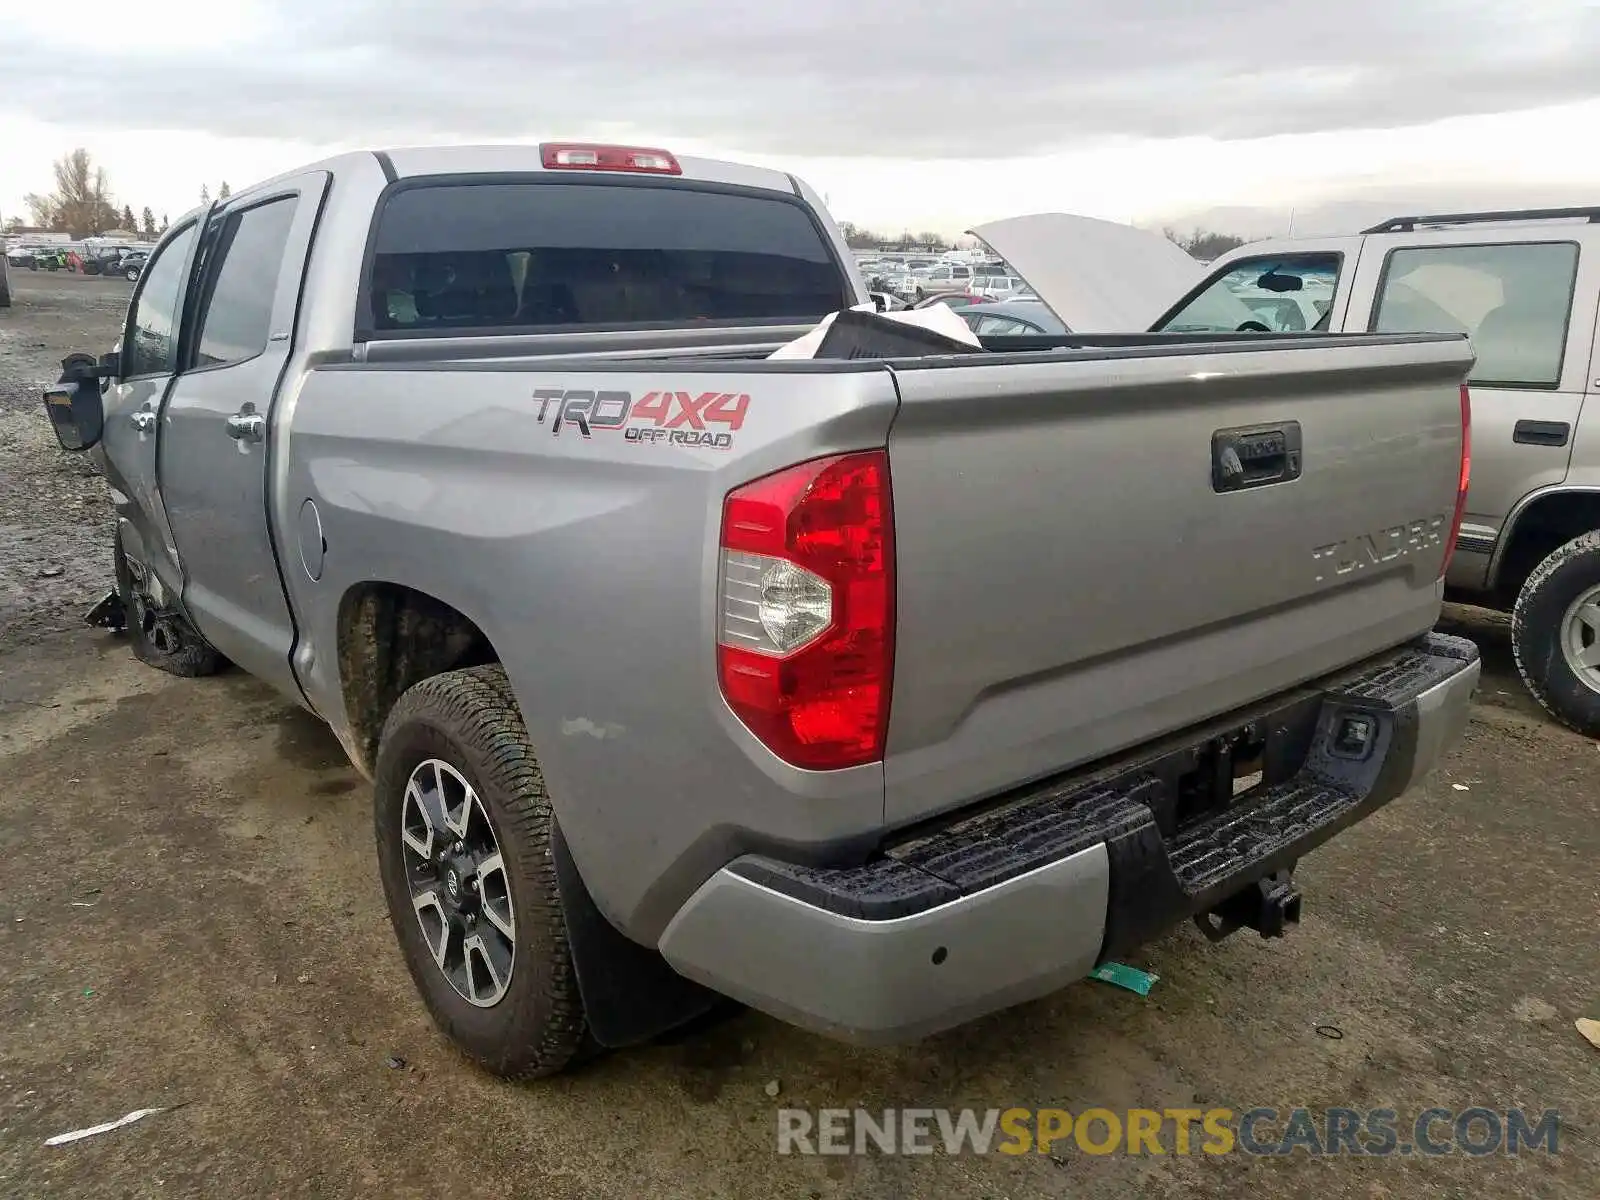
top-left (1490, 487), bottom-right (1600, 605)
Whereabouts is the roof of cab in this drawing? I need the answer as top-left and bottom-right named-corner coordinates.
top-left (379, 144), bottom-right (801, 195)
top-left (223, 144), bottom-right (805, 207)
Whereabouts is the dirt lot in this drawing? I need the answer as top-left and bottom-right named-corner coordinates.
top-left (1, 271), bottom-right (1596, 1199)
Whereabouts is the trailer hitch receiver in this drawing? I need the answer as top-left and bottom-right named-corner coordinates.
top-left (1194, 869), bottom-right (1302, 943)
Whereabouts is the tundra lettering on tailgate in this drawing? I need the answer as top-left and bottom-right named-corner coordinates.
top-left (1312, 515), bottom-right (1447, 583)
top-left (532, 387), bottom-right (750, 448)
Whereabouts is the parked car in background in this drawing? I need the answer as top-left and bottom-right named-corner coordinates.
top-left (950, 297), bottom-right (1069, 336)
top-left (971, 213), bottom-right (1205, 332)
top-left (1150, 206), bottom-right (1600, 734)
top-left (969, 274), bottom-right (1022, 300)
top-left (83, 247), bottom-right (137, 276)
top-left (909, 289), bottom-right (993, 309)
top-left (914, 261), bottom-right (972, 298)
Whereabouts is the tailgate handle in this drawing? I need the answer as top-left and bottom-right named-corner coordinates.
top-left (1212, 422), bottom-right (1302, 493)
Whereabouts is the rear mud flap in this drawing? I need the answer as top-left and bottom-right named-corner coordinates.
top-left (550, 823), bottom-right (721, 1048)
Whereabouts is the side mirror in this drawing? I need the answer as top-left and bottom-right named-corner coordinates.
top-left (43, 354), bottom-right (106, 452)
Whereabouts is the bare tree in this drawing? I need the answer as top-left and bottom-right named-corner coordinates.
top-left (199, 183), bottom-right (211, 204)
top-left (1164, 227), bottom-right (1247, 261)
top-left (838, 221), bottom-right (890, 250)
top-left (23, 148), bottom-right (120, 236)
top-left (916, 231), bottom-right (950, 251)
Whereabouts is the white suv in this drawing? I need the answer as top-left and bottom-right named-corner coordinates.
top-left (1153, 206), bottom-right (1600, 734)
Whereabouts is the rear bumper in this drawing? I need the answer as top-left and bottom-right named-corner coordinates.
top-left (658, 634), bottom-right (1479, 1044)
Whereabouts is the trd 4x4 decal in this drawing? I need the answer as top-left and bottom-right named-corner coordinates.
top-left (533, 387), bottom-right (750, 448)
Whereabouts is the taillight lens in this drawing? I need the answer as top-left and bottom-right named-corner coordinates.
top-left (1440, 382), bottom-right (1472, 580)
top-left (717, 452), bottom-right (894, 770)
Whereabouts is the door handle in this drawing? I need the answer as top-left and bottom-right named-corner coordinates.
top-left (1512, 419), bottom-right (1570, 447)
top-left (226, 411), bottom-right (266, 443)
top-left (130, 410), bottom-right (156, 434)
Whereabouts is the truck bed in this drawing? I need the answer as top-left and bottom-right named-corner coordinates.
top-left (282, 328), bottom-right (1472, 937)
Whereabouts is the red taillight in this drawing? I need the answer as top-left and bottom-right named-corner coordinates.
top-left (540, 142), bottom-right (682, 175)
top-left (717, 452), bottom-right (894, 770)
top-left (1441, 382), bottom-right (1472, 580)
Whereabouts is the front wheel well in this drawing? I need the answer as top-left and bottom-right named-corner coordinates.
top-left (1494, 491), bottom-right (1600, 604)
top-left (336, 583), bottom-right (500, 775)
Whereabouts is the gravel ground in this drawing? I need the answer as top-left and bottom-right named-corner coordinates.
top-left (0, 271), bottom-right (1596, 1199)
top-left (0, 272), bottom-right (126, 648)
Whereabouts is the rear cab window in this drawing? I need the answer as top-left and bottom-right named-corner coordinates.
top-left (361, 179), bottom-right (852, 336)
top-left (190, 196), bottom-right (299, 369)
top-left (1155, 253), bottom-right (1342, 334)
top-left (1369, 242), bottom-right (1579, 389)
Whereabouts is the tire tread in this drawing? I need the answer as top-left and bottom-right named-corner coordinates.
top-left (376, 664), bottom-right (587, 1079)
top-left (1510, 529), bottom-right (1600, 736)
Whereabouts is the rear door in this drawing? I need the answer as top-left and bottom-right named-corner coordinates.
top-left (98, 216), bottom-right (205, 603)
top-left (1343, 230), bottom-right (1600, 563)
top-left (157, 172), bottom-right (329, 697)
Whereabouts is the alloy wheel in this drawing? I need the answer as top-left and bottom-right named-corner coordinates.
top-left (400, 758), bottom-right (516, 1007)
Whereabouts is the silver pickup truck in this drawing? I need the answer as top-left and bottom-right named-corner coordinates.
top-left (43, 142), bottom-right (1480, 1078)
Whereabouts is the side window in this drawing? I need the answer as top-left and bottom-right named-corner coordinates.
top-left (1156, 254), bottom-right (1341, 334)
top-left (974, 314), bottom-right (1035, 336)
top-left (122, 224), bottom-right (199, 378)
top-left (1372, 243), bottom-right (1578, 389)
top-left (191, 196), bottom-right (299, 369)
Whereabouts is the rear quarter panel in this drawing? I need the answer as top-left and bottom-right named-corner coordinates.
top-left (277, 362), bottom-right (900, 941)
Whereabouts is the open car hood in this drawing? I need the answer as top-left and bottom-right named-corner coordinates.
top-left (968, 213), bottom-right (1206, 332)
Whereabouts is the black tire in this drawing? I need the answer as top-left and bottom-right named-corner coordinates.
top-left (1511, 529), bottom-right (1600, 736)
top-left (374, 665), bottom-right (588, 1079)
top-left (114, 536), bottom-right (225, 677)
top-left (126, 267), bottom-right (140, 282)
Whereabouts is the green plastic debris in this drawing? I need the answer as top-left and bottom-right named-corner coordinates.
top-left (1089, 962), bottom-right (1159, 996)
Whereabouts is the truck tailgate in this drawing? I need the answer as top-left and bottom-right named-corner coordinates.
top-left (882, 333), bottom-right (1473, 826)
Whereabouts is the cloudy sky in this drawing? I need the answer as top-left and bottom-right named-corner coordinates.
top-left (2, 0), bottom-right (1597, 238)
